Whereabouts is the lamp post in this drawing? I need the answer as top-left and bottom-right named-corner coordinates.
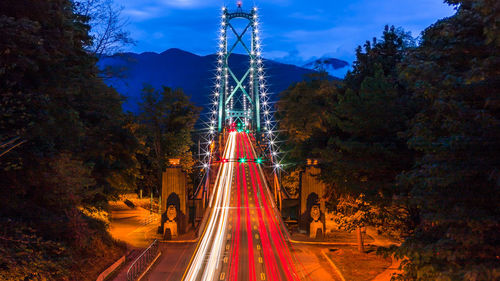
top-left (150, 191), bottom-right (153, 214)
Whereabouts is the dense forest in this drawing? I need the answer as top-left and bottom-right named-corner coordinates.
top-left (0, 0), bottom-right (197, 280)
top-left (278, 0), bottom-right (499, 280)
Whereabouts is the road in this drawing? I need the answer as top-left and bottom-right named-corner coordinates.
top-left (108, 201), bottom-right (160, 248)
top-left (182, 131), bottom-right (302, 281)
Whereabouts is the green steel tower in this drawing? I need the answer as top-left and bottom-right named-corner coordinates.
top-left (198, 3), bottom-right (283, 205)
top-left (203, 3), bottom-right (282, 171)
top-left (215, 4), bottom-right (262, 133)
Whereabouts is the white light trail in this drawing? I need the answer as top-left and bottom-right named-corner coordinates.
top-left (183, 132), bottom-right (236, 281)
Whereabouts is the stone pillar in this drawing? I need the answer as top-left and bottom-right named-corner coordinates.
top-left (300, 166), bottom-right (326, 214)
top-left (161, 165), bottom-right (188, 234)
top-left (299, 165), bottom-right (326, 233)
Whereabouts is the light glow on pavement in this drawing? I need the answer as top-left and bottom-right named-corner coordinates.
top-left (182, 131), bottom-right (302, 281)
top-left (183, 132), bottom-right (236, 281)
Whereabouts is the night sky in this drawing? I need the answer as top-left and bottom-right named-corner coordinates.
top-left (116, 0), bottom-right (455, 74)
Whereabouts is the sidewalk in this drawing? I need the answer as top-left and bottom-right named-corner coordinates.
top-left (109, 249), bottom-right (141, 281)
top-left (366, 227), bottom-right (402, 280)
top-left (371, 257), bottom-right (402, 281)
top-left (140, 242), bottom-right (197, 281)
top-left (108, 201), bottom-right (161, 248)
top-left (106, 200), bottom-right (162, 281)
top-left (290, 228), bottom-right (375, 245)
top-left (290, 226), bottom-right (401, 281)
top-left (291, 244), bottom-right (344, 281)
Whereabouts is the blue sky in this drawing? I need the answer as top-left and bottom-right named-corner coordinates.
top-left (117, 0), bottom-right (455, 71)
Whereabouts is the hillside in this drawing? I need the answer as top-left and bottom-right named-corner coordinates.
top-left (98, 48), bottom-right (335, 112)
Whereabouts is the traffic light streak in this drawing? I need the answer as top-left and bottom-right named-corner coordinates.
top-left (182, 131), bottom-right (300, 281)
top-left (240, 132), bottom-right (257, 281)
top-left (244, 133), bottom-right (300, 281)
top-left (242, 133), bottom-right (280, 281)
top-left (228, 134), bottom-right (240, 281)
top-left (183, 132), bottom-right (236, 281)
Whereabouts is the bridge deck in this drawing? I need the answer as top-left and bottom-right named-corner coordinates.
top-left (183, 131), bottom-right (303, 281)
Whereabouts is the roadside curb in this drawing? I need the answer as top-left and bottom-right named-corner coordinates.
top-left (290, 239), bottom-right (374, 247)
top-left (321, 249), bottom-right (346, 281)
top-left (371, 255), bottom-right (401, 281)
top-left (160, 238), bottom-right (198, 243)
top-left (96, 255), bottom-right (126, 281)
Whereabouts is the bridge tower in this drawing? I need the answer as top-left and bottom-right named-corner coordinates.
top-left (198, 3), bottom-right (283, 208)
top-left (206, 3), bottom-right (281, 168)
top-left (214, 4), bottom-right (262, 132)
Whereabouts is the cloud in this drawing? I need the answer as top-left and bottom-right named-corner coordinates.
top-left (159, 0), bottom-right (221, 9)
top-left (161, 0), bottom-right (198, 8)
top-left (152, 32), bottom-right (164, 39)
top-left (268, 49), bottom-right (303, 64)
top-left (287, 12), bottom-right (323, 21)
top-left (123, 7), bottom-right (163, 20)
top-left (115, 0), bottom-right (456, 73)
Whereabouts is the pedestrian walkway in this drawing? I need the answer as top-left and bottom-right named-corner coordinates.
top-left (110, 249), bottom-right (140, 281)
top-left (140, 242), bottom-right (196, 281)
top-left (106, 200), bottom-right (162, 281)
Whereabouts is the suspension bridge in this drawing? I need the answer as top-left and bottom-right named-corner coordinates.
top-left (181, 3), bottom-right (303, 281)
top-left (131, 3), bottom-right (307, 281)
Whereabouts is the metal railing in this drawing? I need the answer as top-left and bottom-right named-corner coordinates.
top-left (126, 239), bottom-right (159, 281)
top-left (142, 213), bottom-right (159, 225)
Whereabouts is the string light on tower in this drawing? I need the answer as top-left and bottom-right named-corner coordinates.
top-left (254, 9), bottom-right (285, 172)
top-left (202, 5), bottom-right (228, 170)
top-left (202, 3), bottom-right (286, 173)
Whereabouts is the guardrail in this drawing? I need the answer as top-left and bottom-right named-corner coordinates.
top-left (126, 240), bottom-right (159, 281)
top-left (142, 214), bottom-right (159, 225)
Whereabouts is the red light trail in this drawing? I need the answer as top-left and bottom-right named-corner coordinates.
top-left (182, 132), bottom-right (302, 281)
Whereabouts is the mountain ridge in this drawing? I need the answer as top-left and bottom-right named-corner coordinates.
top-left (99, 48), bottom-right (341, 112)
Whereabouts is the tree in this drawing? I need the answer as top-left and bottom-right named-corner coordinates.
top-left (391, 1), bottom-right (500, 279)
top-left (137, 85), bottom-right (200, 196)
top-left (0, 0), bottom-right (138, 279)
top-left (318, 26), bottom-right (417, 251)
top-left (73, 0), bottom-right (134, 56)
top-left (277, 26), bottom-right (418, 252)
top-left (277, 73), bottom-right (339, 163)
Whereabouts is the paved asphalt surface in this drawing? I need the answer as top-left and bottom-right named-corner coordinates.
top-left (182, 131), bottom-right (303, 281)
top-left (143, 242), bottom-right (197, 281)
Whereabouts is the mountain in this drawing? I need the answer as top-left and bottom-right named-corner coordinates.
top-left (302, 57), bottom-right (350, 78)
top-left (98, 48), bottom-right (334, 112)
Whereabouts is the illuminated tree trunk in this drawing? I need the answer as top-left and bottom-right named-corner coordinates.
top-left (357, 227), bottom-right (365, 253)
